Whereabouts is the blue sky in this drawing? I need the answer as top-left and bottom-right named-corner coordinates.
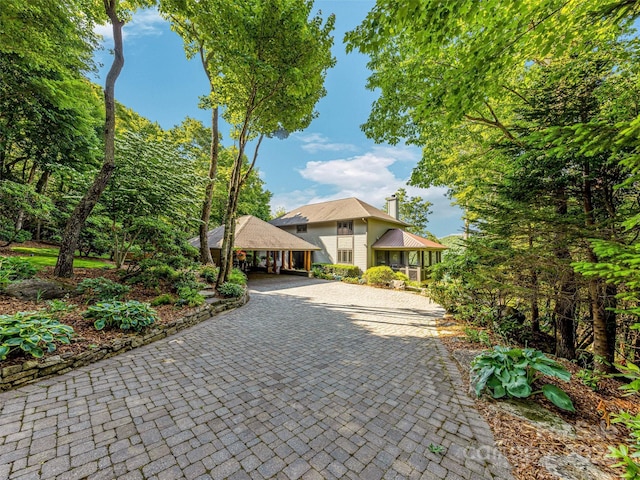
top-left (93, 1), bottom-right (464, 237)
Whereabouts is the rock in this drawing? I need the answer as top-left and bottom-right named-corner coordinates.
top-left (489, 398), bottom-right (576, 438)
top-left (4, 279), bottom-right (73, 300)
top-left (390, 280), bottom-right (405, 290)
top-left (539, 453), bottom-right (613, 480)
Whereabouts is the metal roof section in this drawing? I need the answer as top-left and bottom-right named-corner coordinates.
top-left (190, 215), bottom-right (320, 251)
top-left (372, 229), bottom-right (448, 250)
top-left (269, 197), bottom-right (408, 227)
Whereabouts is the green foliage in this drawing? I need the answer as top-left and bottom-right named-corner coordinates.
top-left (84, 301), bottom-right (157, 332)
top-left (173, 270), bottom-right (205, 292)
top-left (175, 287), bottom-right (205, 307)
top-left (218, 282), bottom-right (245, 298)
top-left (363, 266), bottom-right (396, 286)
top-left (126, 260), bottom-right (178, 288)
top-left (46, 298), bottom-right (77, 320)
top-left (608, 361), bottom-right (640, 478)
top-left (199, 266), bottom-right (219, 284)
top-left (394, 272), bottom-right (409, 282)
top-left (463, 327), bottom-right (491, 347)
top-left (382, 188), bottom-right (433, 237)
top-left (227, 268), bottom-right (247, 286)
top-left (150, 293), bottom-right (176, 307)
top-left (0, 256), bottom-right (38, 281)
top-left (471, 346), bottom-right (575, 412)
top-left (0, 311), bottom-right (73, 360)
top-left (341, 277), bottom-right (360, 285)
top-left (77, 277), bottom-right (130, 302)
top-left (428, 444), bottom-right (445, 455)
top-left (576, 369), bottom-right (602, 392)
top-left (311, 264), bottom-right (360, 280)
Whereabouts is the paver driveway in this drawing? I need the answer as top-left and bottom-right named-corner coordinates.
top-left (0, 275), bottom-right (513, 480)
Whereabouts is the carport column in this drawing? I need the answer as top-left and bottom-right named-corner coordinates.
top-left (288, 250), bottom-right (292, 270)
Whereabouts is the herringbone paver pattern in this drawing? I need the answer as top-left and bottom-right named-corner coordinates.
top-left (0, 275), bottom-right (513, 479)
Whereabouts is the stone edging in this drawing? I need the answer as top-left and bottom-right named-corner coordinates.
top-left (0, 291), bottom-right (249, 392)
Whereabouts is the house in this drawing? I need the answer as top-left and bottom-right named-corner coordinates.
top-left (190, 215), bottom-right (320, 273)
top-left (270, 196), bottom-right (447, 281)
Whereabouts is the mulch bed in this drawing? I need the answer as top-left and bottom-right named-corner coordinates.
top-left (437, 316), bottom-right (639, 479)
top-left (0, 243), bottom-right (204, 369)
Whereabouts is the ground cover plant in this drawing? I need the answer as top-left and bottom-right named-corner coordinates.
top-left (0, 311), bottom-right (74, 360)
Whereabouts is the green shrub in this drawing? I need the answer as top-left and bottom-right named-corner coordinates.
top-left (463, 327), bottom-right (491, 347)
top-left (608, 359), bottom-right (640, 478)
top-left (176, 287), bottom-right (205, 307)
top-left (126, 260), bottom-right (178, 288)
top-left (363, 266), bottom-right (396, 286)
top-left (227, 268), bottom-right (247, 286)
top-left (173, 270), bottom-right (204, 292)
top-left (394, 271), bottom-right (410, 282)
top-left (45, 299), bottom-right (77, 320)
top-left (163, 254), bottom-right (194, 270)
top-left (84, 300), bottom-right (157, 332)
top-left (325, 264), bottom-right (361, 278)
top-left (576, 368), bottom-right (603, 392)
top-left (199, 265), bottom-right (219, 284)
top-left (0, 311), bottom-right (74, 360)
top-left (150, 293), bottom-right (176, 306)
top-left (471, 346), bottom-right (574, 412)
top-left (341, 277), bottom-right (360, 284)
top-left (218, 282), bottom-right (244, 298)
top-left (77, 277), bottom-right (130, 302)
top-left (0, 256), bottom-right (38, 281)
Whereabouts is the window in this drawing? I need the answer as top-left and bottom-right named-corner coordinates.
top-left (296, 224), bottom-right (307, 233)
top-left (337, 221), bottom-right (353, 235)
top-left (408, 251), bottom-right (419, 266)
top-left (337, 249), bottom-right (353, 264)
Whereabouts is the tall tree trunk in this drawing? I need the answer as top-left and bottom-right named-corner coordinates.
top-left (582, 160), bottom-right (615, 372)
top-left (54, 1), bottom-right (124, 277)
top-left (553, 189), bottom-right (576, 360)
top-left (528, 226), bottom-right (540, 332)
top-left (198, 62), bottom-right (220, 264)
top-left (216, 131), bottom-right (263, 288)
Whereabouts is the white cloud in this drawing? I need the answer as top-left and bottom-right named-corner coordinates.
top-left (270, 147), bottom-right (464, 236)
top-left (95, 9), bottom-right (165, 42)
top-left (296, 132), bottom-right (358, 154)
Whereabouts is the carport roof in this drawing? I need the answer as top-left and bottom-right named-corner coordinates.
top-left (189, 215), bottom-right (320, 251)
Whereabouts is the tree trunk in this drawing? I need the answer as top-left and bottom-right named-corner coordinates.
top-left (553, 189), bottom-right (576, 360)
top-left (199, 105), bottom-right (219, 265)
top-left (54, 1), bottom-right (124, 277)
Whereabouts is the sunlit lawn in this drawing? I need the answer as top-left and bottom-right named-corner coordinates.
top-left (10, 246), bottom-right (114, 269)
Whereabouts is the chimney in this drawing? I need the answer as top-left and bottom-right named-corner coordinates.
top-left (386, 194), bottom-right (398, 219)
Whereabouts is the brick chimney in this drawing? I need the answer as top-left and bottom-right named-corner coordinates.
top-left (386, 194), bottom-right (398, 219)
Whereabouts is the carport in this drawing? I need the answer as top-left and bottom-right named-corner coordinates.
top-left (190, 215), bottom-right (320, 273)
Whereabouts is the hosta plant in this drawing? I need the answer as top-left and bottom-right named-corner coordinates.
top-left (77, 277), bottom-right (130, 302)
top-left (0, 311), bottom-right (74, 360)
top-left (83, 300), bottom-right (157, 332)
top-left (218, 282), bottom-right (245, 298)
top-left (470, 346), bottom-right (575, 412)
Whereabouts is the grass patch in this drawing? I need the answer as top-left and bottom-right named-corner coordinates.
top-left (10, 247), bottom-right (113, 269)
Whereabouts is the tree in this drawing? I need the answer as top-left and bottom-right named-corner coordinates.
top-left (161, 0), bottom-right (224, 265)
top-left (100, 131), bottom-right (201, 267)
top-left (211, 0), bottom-right (335, 286)
top-left (55, 0), bottom-right (155, 277)
top-left (347, 0), bottom-right (640, 367)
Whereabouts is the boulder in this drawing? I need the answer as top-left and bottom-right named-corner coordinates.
top-left (4, 279), bottom-right (74, 300)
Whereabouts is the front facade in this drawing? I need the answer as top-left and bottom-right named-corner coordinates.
top-left (271, 197), bottom-right (447, 280)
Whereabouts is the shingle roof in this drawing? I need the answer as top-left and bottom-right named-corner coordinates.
top-left (190, 215), bottom-right (320, 251)
top-left (372, 229), bottom-right (448, 250)
top-left (270, 197), bottom-right (408, 227)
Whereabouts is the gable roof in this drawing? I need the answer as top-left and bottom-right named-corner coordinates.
top-left (190, 215), bottom-right (320, 251)
top-left (270, 197), bottom-right (408, 227)
top-left (372, 229), bottom-right (448, 250)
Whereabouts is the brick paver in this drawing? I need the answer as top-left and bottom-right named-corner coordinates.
top-left (0, 275), bottom-right (514, 479)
